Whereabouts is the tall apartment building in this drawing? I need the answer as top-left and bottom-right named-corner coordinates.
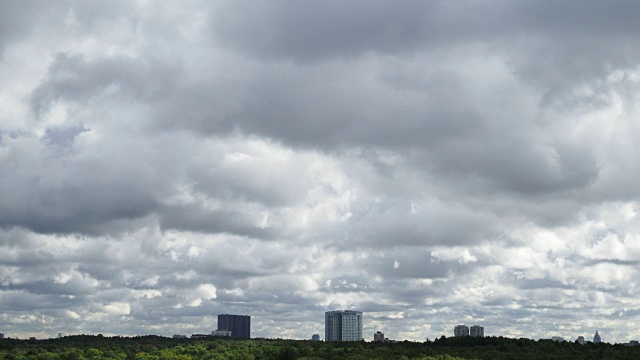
top-left (470, 325), bottom-right (484, 337)
top-left (217, 314), bottom-right (251, 339)
top-left (0, 333), bottom-right (4, 339)
top-left (325, 310), bottom-right (363, 341)
top-left (454, 325), bottom-right (469, 337)
top-left (593, 330), bottom-right (601, 344)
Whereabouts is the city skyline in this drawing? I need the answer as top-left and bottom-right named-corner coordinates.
top-left (0, 311), bottom-right (621, 345)
top-left (0, 328), bottom-right (628, 346)
top-left (3, 0), bottom-right (640, 344)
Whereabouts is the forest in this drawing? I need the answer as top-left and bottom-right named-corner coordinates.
top-left (1, 334), bottom-right (639, 360)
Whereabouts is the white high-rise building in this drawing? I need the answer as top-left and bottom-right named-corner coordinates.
top-left (454, 325), bottom-right (469, 337)
top-left (325, 310), bottom-right (363, 341)
top-left (470, 325), bottom-right (484, 337)
top-left (594, 330), bottom-right (601, 344)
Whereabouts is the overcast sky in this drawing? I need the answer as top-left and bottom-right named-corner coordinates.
top-left (3, 0), bottom-right (640, 343)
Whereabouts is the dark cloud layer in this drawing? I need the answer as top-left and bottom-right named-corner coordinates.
top-left (1, 0), bottom-right (640, 344)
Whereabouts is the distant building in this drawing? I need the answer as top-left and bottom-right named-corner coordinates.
top-left (190, 334), bottom-right (211, 339)
top-left (57, 333), bottom-right (63, 339)
top-left (311, 334), bottom-right (320, 341)
top-left (551, 336), bottom-right (565, 342)
top-left (374, 331), bottom-right (385, 342)
top-left (0, 333), bottom-right (4, 339)
top-left (470, 325), bottom-right (484, 337)
top-left (218, 314), bottom-right (251, 339)
top-left (454, 325), bottom-right (469, 337)
top-left (594, 330), bottom-right (601, 344)
top-left (173, 334), bottom-right (187, 339)
top-left (576, 336), bottom-right (585, 345)
top-left (325, 310), bottom-right (363, 341)
top-left (629, 340), bottom-right (639, 346)
top-left (29, 337), bottom-right (36, 341)
top-left (212, 330), bottom-right (232, 337)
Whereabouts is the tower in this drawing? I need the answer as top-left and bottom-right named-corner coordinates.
top-left (325, 310), bottom-right (363, 341)
top-left (217, 314), bottom-right (251, 339)
top-left (470, 325), bottom-right (484, 337)
top-left (454, 325), bottom-right (469, 337)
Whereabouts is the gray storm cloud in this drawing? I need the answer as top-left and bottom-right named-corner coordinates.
top-left (1, 0), bottom-right (640, 342)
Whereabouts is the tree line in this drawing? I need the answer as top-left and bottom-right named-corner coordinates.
top-left (0, 334), bottom-right (639, 360)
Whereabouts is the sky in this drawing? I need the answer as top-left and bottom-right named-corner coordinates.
top-left (2, 0), bottom-right (640, 343)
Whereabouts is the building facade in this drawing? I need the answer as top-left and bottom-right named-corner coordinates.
top-left (212, 330), bottom-right (232, 337)
top-left (218, 314), bottom-right (251, 339)
top-left (325, 310), bottom-right (363, 341)
top-left (470, 325), bottom-right (484, 337)
top-left (576, 336), bottom-right (585, 345)
top-left (454, 325), bottom-right (469, 337)
top-left (0, 333), bottom-right (3, 339)
top-left (374, 331), bottom-right (385, 342)
top-left (311, 334), bottom-right (320, 341)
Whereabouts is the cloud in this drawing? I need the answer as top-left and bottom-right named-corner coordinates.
top-left (0, 1), bottom-right (39, 56)
top-left (103, 302), bottom-right (131, 316)
top-left (195, 284), bottom-right (217, 300)
top-left (3, 0), bottom-right (640, 344)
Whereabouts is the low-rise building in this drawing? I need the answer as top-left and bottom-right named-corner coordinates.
top-left (576, 336), bottom-right (585, 345)
top-left (212, 330), bottom-right (232, 337)
top-left (172, 334), bottom-right (187, 339)
top-left (374, 331), bottom-right (385, 342)
top-left (311, 334), bottom-right (320, 341)
top-left (551, 336), bottom-right (565, 342)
